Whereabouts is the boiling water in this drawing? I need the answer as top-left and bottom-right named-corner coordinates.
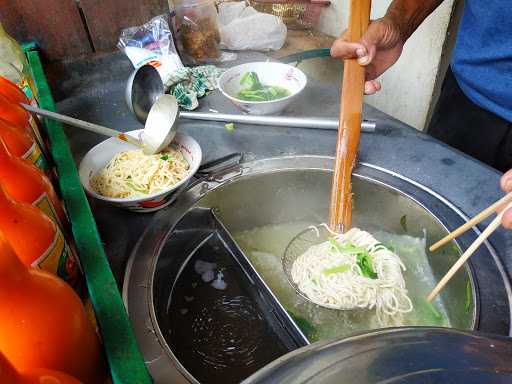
top-left (167, 233), bottom-right (291, 384)
top-left (234, 223), bottom-right (451, 342)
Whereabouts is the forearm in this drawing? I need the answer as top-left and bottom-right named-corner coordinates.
top-left (385, 0), bottom-right (444, 41)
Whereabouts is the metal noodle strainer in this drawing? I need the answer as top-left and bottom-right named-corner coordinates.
top-left (282, 224), bottom-right (332, 302)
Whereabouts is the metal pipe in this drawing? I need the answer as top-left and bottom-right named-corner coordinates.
top-left (180, 111), bottom-right (377, 133)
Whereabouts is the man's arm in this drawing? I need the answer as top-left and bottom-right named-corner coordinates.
top-left (331, 0), bottom-right (445, 94)
top-left (386, 0), bottom-right (445, 42)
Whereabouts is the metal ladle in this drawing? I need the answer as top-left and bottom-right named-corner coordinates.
top-left (126, 64), bottom-right (379, 133)
top-left (22, 94), bottom-right (178, 155)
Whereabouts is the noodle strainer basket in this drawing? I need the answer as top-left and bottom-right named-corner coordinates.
top-left (282, 225), bottom-right (332, 304)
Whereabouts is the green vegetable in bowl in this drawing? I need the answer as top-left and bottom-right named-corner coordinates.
top-left (237, 71), bottom-right (291, 102)
top-left (240, 71), bottom-right (261, 90)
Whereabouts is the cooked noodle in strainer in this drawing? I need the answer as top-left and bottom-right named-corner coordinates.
top-left (291, 226), bottom-right (413, 325)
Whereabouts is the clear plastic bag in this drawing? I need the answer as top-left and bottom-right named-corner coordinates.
top-left (118, 15), bottom-right (183, 84)
top-left (218, 2), bottom-right (287, 51)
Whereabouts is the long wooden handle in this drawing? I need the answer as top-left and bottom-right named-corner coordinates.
top-left (329, 0), bottom-right (372, 232)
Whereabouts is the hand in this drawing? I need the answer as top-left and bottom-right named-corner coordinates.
top-left (499, 169), bottom-right (512, 228)
top-left (330, 17), bottom-right (405, 95)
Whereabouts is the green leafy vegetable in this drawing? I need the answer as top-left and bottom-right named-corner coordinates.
top-left (356, 254), bottom-right (378, 279)
top-left (225, 123), bottom-right (235, 132)
top-left (400, 215), bottom-right (408, 232)
top-left (238, 87), bottom-right (290, 102)
top-left (240, 71), bottom-right (261, 90)
top-left (287, 310), bottom-right (316, 338)
top-left (160, 154), bottom-right (169, 161)
top-left (424, 299), bottom-right (442, 320)
top-left (465, 280), bottom-right (472, 313)
top-left (329, 239), bottom-right (378, 279)
top-left (237, 71), bottom-right (291, 102)
top-left (322, 264), bottom-right (350, 275)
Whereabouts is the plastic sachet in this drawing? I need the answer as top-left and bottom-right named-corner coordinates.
top-left (118, 15), bottom-right (183, 84)
top-left (218, 2), bottom-right (287, 51)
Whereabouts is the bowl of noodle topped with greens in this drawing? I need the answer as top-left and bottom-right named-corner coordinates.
top-left (78, 129), bottom-right (201, 212)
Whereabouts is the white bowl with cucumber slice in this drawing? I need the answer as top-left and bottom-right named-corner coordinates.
top-left (218, 62), bottom-right (307, 115)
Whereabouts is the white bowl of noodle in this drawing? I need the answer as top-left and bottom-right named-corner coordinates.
top-left (79, 129), bottom-right (202, 212)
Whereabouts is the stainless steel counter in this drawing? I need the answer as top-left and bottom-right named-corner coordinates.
top-left (53, 51), bottom-right (511, 298)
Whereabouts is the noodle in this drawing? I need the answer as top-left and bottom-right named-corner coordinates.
top-left (291, 226), bottom-right (413, 326)
top-left (90, 147), bottom-right (190, 198)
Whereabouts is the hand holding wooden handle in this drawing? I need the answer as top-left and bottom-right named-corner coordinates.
top-left (329, 0), bottom-right (372, 232)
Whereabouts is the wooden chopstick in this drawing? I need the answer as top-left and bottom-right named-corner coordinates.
top-left (429, 191), bottom-right (512, 252)
top-left (426, 201), bottom-right (512, 302)
top-left (329, 0), bottom-right (371, 232)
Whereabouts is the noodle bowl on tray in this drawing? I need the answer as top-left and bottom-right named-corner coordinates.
top-left (78, 129), bottom-right (202, 213)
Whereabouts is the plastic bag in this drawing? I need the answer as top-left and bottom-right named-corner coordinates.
top-left (218, 2), bottom-right (287, 51)
top-left (118, 15), bottom-right (183, 84)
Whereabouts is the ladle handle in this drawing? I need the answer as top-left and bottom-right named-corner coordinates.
top-left (329, 0), bottom-right (371, 232)
top-left (21, 103), bottom-right (142, 148)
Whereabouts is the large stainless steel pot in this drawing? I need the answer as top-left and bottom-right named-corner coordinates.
top-left (124, 156), bottom-right (512, 384)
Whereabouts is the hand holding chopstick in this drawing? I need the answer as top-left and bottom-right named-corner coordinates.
top-left (500, 169), bottom-right (512, 229)
top-left (427, 193), bottom-right (512, 302)
top-left (429, 192), bottom-right (512, 252)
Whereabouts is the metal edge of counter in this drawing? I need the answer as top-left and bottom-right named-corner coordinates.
top-left (24, 44), bottom-right (152, 384)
